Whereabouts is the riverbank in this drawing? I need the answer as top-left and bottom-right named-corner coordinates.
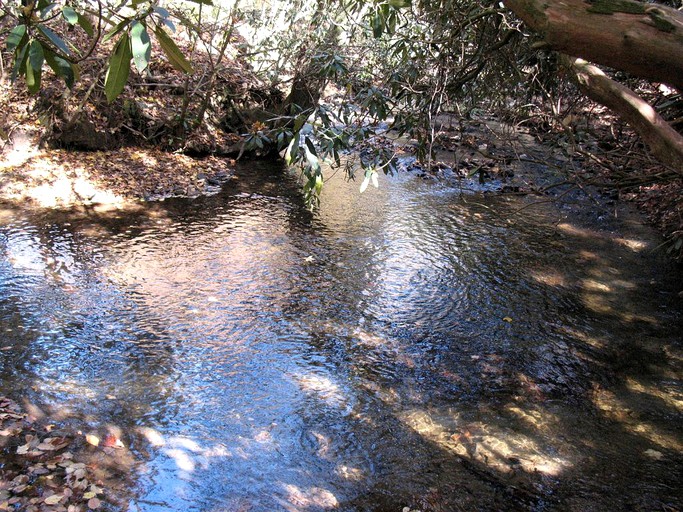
top-left (0, 137), bottom-right (234, 208)
top-left (1, 115), bottom-right (681, 259)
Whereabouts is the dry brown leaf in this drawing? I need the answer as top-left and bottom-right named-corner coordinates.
top-left (43, 494), bottom-right (62, 505)
top-left (102, 434), bottom-right (124, 448)
top-left (87, 497), bottom-right (101, 509)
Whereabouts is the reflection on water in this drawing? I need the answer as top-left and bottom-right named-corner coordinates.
top-left (1, 162), bottom-right (681, 511)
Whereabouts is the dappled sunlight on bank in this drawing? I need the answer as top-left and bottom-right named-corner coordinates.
top-left (0, 147), bottom-right (233, 207)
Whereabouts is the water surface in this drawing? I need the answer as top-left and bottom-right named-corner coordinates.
top-left (1, 163), bottom-right (681, 511)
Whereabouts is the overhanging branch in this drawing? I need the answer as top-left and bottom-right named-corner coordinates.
top-left (563, 56), bottom-right (683, 172)
top-left (503, 0), bottom-right (683, 90)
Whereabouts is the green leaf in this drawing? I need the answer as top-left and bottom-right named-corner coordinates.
top-left (304, 137), bottom-right (317, 157)
top-left (185, 0), bottom-right (213, 4)
top-left (44, 50), bottom-right (76, 87)
top-left (284, 135), bottom-right (299, 166)
top-left (11, 44), bottom-right (29, 83)
top-left (388, 11), bottom-right (397, 34)
top-left (387, 0), bottom-right (411, 7)
top-left (104, 33), bottom-right (132, 103)
top-left (293, 115), bottom-right (307, 133)
top-left (360, 174), bottom-right (370, 193)
top-left (303, 141), bottom-right (320, 172)
top-left (37, 26), bottom-right (71, 56)
top-left (29, 39), bottom-right (45, 72)
top-left (154, 26), bottom-right (193, 74)
top-left (77, 14), bottom-right (94, 37)
top-left (130, 21), bottom-right (151, 73)
top-left (314, 173), bottom-right (324, 195)
top-left (26, 58), bottom-right (42, 94)
top-left (62, 6), bottom-right (78, 24)
top-left (104, 19), bottom-right (130, 43)
top-left (371, 13), bottom-right (383, 38)
top-left (39, 2), bottom-right (58, 19)
top-left (152, 6), bottom-right (171, 19)
top-left (7, 25), bottom-right (27, 53)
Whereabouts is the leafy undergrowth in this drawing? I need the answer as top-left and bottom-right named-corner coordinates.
top-left (0, 12), bottom-right (264, 154)
top-left (0, 14), bottom-right (257, 208)
top-left (1, 396), bottom-right (136, 512)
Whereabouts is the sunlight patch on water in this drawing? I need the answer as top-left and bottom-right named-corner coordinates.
top-left (506, 404), bottom-right (560, 432)
top-left (138, 427), bottom-right (166, 447)
top-left (278, 484), bottom-right (339, 510)
top-left (615, 237), bottom-right (648, 251)
top-left (591, 387), bottom-right (683, 451)
top-left (530, 269), bottom-right (566, 287)
top-left (625, 378), bottom-right (683, 413)
top-left (138, 427), bottom-right (238, 476)
top-left (334, 464), bottom-right (365, 481)
top-left (290, 372), bottom-right (348, 409)
top-left (400, 408), bottom-right (573, 476)
top-left (557, 326), bottom-right (607, 350)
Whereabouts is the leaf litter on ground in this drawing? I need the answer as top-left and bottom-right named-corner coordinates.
top-left (0, 396), bottom-right (133, 512)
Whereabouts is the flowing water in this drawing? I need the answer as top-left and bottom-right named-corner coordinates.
top-left (0, 163), bottom-right (681, 511)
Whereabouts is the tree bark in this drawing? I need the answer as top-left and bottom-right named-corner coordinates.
top-left (503, 0), bottom-right (683, 90)
top-left (564, 56), bottom-right (683, 172)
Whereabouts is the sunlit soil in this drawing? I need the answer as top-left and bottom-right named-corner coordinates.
top-left (0, 147), bottom-right (234, 208)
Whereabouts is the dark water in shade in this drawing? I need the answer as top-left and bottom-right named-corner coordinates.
top-left (0, 162), bottom-right (681, 511)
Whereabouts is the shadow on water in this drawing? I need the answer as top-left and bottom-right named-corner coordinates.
top-left (0, 161), bottom-right (681, 511)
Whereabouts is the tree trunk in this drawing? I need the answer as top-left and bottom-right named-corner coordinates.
top-left (503, 0), bottom-right (683, 90)
top-left (563, 56), bottom-right (683, 171)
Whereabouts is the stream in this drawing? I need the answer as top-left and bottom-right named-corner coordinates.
top-left (0, 162), bottom-right (681, 511)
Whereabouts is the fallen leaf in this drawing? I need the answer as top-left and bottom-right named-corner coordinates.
top-left (12, 475), bottom-right (28, 485)
top-left (103, 434), bottom-right (124, 448)
top-left (87, 497), bottom-right (101, 509)
top-left (502, 316), bottom-right (513, 322)
top-left (644, 449), bottom-right (663, 460)
top-left (44, 494), bottom-right (62, 505)
top-left (85, 434), bottom-right (99, 447)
